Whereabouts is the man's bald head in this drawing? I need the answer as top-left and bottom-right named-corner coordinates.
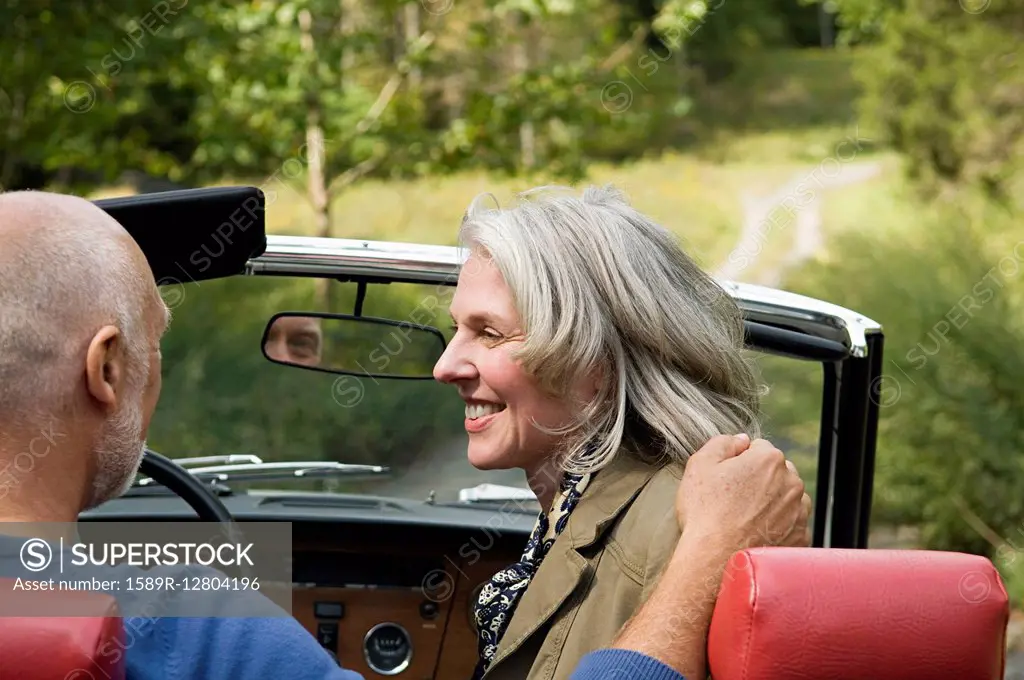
top-left (0, 190), bottom-right (169, 513)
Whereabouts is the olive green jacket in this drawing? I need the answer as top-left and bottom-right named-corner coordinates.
top-left (481, 452), bottom-right (684, 680)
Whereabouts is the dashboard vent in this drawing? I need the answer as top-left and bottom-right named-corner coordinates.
top-left (257, 495), bottom-right (410, 512)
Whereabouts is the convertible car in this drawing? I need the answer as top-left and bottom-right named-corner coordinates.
top-left (0, 187), bottom-right (1011, 679)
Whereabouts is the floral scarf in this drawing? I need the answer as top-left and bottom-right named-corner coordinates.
top-left (470, 470), bottom-right (593, 679)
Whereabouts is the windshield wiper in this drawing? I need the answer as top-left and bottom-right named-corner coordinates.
top-left (134, 461), bottom-right (390, 487)
top-left (172, 454), bottom-right (264, 467)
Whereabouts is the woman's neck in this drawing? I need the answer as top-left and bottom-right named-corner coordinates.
top-left (524, 458), bottom-right (564, 512)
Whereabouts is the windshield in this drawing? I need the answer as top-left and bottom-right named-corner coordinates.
top-left (149, 273), bottom-right (822, 504)
top-left (149, 274), bottom-right (528, 503)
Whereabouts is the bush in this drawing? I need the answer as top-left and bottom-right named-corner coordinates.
top-left (843, 0), bottom-right (1024, 203)
top-left (784, 192), bottom-right (1024, 557)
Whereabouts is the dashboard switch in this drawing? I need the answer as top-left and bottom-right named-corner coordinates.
top-left (419, 600), bottom-right (439, 620)
top-left (317, 622), bottom-right (339, 652)
top-left (315, 601), bottom-right (345, 619)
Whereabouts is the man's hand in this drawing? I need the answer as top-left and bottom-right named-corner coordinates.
top-left (677, 433), bottom-right (812, 556)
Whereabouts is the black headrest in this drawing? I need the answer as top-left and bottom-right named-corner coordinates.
top-left (93, 186), bottom-right (267, 285)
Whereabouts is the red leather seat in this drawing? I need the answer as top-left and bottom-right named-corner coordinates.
top-left (707, 548), bottom-right (1009, 680)
top-left (0, 577), bottom-right (126, 680)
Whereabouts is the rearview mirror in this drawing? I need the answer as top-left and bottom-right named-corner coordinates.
top-left (261, 312), bottom-right (446, 379)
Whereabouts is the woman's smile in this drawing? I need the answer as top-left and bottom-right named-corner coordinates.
top-left (465, 402), bottom-right (507, 433)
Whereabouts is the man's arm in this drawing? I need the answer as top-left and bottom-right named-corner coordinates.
top-left (569, 434), bottom-right (811, 679)
top-left (165, 616), bottom-right (365, 680)
top-left (571, 649), bottom-right (686, 680)
top-left (608, 530), bottom-right (735, 679)
top-left (568, 531), bottom-right (732, 680)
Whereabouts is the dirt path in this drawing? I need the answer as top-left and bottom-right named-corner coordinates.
top-left (714, 161), bottom-right (883, 286)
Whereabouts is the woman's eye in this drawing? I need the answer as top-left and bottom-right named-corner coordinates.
top-left (449, 321), bottom-right (502, 341)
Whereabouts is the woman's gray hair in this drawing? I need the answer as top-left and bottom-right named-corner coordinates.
top-left (458, 184), bottom-right (762, 474)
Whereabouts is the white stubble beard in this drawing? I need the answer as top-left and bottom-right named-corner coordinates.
top-left (86, 388), bottom-right (147, 509)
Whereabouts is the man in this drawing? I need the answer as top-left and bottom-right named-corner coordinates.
top-left (0, 190), bottom-right (809, 679)
top-left (264, 315), bottom-right (324, 367)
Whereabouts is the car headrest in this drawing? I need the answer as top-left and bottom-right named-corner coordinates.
top-left (93, 186), bottom-right (267, 285)
top-left (708, 548), bottom-right (1008, 680)
top-left (0, 577), bottom-right (125, 680)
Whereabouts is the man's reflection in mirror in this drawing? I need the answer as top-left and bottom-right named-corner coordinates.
top-left (264, 316), bottom-right (323, 367)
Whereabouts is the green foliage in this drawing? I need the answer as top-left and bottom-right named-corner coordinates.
top-left (184, 0), bottom-right (393, 178)
top-left (785, 192), bottom-right (1024, 556)
top-left (0, 0), bottom-right (195, 187)
top-left (996, 547), bottom-right (1024, 608)
top-left (686, 48), bottom-right (863, 137)
top-left (806, 0), bottom-right (900, 44)
top-left (3, 0), bottom-right (833, 193)
top-left (796, 0), bottom-right (1024, 561)
top-left (170, 0), bottom-right (662, 186)
top-left (834, 0), bottom-right (1024, 201)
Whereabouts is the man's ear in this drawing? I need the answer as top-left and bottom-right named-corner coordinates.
top-left (85, 325), bottom-right (124, 408)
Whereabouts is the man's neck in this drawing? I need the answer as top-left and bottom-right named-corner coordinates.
top-left (0, 476), bottom-right (83, 527)
top-left (0, 424), bottom-right (89, 526)
top-left (0, 478), bottom-right (84, 526)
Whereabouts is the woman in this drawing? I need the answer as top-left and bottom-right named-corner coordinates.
top-left (433, 184), bottom-right (763, 680)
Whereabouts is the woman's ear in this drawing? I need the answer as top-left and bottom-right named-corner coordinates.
top-left (579, 363), bottom-right (604, 401)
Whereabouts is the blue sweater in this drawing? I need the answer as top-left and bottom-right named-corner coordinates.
top-left (0, 535), bottom-right (684, 679)
top-left (137, 617), bottom-right (684, 679)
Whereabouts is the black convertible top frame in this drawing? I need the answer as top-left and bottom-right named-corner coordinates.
top-left (94, 186), bottom-right (268, 284)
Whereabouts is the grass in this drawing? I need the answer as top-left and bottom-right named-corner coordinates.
top-left (815, 154), bottom-right (913, 240)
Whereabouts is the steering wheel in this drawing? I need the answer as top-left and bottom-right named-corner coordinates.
top-left (136, 449), bottom-right (256, 580)
top-left (138, 448), bottom-right (234, 523)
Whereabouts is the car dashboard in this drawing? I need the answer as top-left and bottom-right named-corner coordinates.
top-left (81, 491), bottom-right (535, 678)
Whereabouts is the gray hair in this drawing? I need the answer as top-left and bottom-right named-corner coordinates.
top-left (458, 184), bottom-right (762, 474)
top-left (0, 192), bottom-right (152, 423)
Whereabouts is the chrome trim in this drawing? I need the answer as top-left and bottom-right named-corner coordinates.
top-left (172, 455), bottom-right (264, 467)
top-left (363, 622), bottom-right (413, 675)
top-left (248, 236), bottom-right (882, 358)
top-left (135, 461), bottom-right (388, 486)
top-left (458, 483), bottom-right (536, 503)
top-left (249, 235), bottom-right (462, 282)
top-left (722, 280), bottom-right (881, 358)
top-left (182, 462), bottom-right (386, 475)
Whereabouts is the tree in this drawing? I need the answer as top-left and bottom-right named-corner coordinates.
top-left (175, 0), bottom-right (673, 245)
top-left (0, 0), bottom-right (199, 190)
top-left (827, 0), bottom-right (1024, 203)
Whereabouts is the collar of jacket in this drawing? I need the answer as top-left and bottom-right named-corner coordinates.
top-left (486, 451), bottom-right (661, 673)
